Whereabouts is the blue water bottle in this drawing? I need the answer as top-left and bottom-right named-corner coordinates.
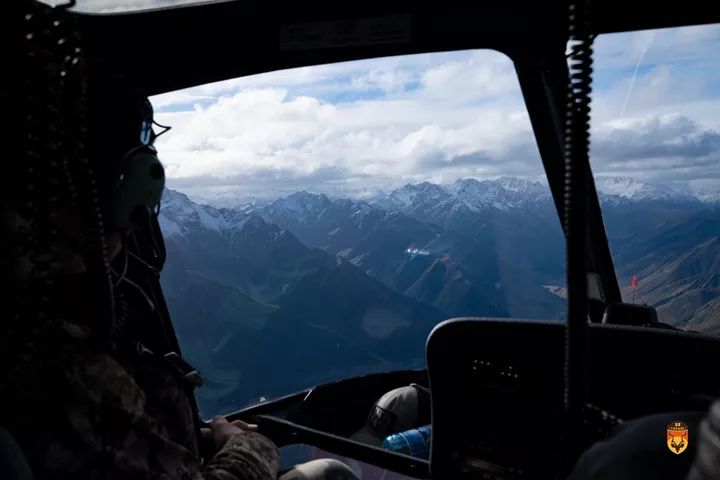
top-left (381, 426), bottom-right (431, 459)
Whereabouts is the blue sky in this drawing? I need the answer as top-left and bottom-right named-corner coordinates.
top-left (145, 23), bottom-right (720, 203)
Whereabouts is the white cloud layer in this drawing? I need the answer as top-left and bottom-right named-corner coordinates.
top-left (149, 24), bottom-right (720, 201)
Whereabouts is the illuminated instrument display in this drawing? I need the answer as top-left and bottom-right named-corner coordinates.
top-left (472, 359), bottom-right (520, 379)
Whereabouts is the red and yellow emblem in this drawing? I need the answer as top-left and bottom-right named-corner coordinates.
top-left (667, 421), bottom-right (689, 455)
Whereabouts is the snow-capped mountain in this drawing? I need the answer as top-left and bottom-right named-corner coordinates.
top-left (594, 176), bottom-right (697, 203)
top-left (159, 189), bottom-right (250, 236)
top-left (372, 177), bottom-right (552, 214)
top-left (685, 182), bottom-right (720, 204)
top-left (188, 190), bottom-right (269, 210)
top-left (156, 181), bottom-right (720, 416)
top-left (252, 192), bottom-right (381, 251)
top-left (259, 191), bottom-right (334, 224)
top-left (373, 181), bottom-right (454, 211)
top-left (359, 178), bottom-right (555, 244)
top-left (449, 177), bottom-right (551, 210)
top-left (374, 176), bottom-right (712, 216)
top-left (187, 177), bottom-right (718, 219)
top-left (159, 186), bottom-right (566, 325)
top-left (691, 188), bottom-right (720, 204)
top-left (161, 176), bottom-right (718, 243)
top-left (157, 190), bottom-right (444, 414)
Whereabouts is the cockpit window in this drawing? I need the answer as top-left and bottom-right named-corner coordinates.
top-left (592, 24), bottom-right (720, 333)
top-left (151, 50), bottom-right (567, 416)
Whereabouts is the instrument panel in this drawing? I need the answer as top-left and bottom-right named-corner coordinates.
top-left (427, 320), bottom-right (565, 479)
top-left (427, 318), bottom-right (720, 480)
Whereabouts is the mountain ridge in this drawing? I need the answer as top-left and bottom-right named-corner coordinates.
top-left (177, 176), bottom-right (720, 211)
top-left (157, 178), bottom-right (720, 413)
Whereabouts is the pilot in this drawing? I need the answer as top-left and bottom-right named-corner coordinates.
top-left (567, 400), bottom-right (720, 480)
top-left (0, 7), bottom-right (357, 479)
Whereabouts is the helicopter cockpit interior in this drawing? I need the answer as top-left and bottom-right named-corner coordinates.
top-left (7, 1), bottom-right (720, 479)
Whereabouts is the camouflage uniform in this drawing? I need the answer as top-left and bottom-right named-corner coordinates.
top-left (0, 219), bottom-right (359, 480)
top-left (1, 323), bottom-right (279, 480)
top-left (0, 251), bottom-right (279, 480)
top-left (0, 306), bottom-right (358, 480)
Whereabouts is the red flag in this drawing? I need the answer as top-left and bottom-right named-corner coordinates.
top-left (631, 275), bottom-right (638, 290)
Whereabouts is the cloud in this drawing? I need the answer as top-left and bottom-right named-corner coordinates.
top-left (351, 69), bottom-right (416, 94)
top-left (154, 51), bottom-right (538, 199)
top-left (589, 113), bottom-right (720, 183)
top-left (593, 114), bottom-right (720, 160)
top-left (149, 23), bottom-right (720, 201)
top-left (419, 52), bottom-right (520, 102)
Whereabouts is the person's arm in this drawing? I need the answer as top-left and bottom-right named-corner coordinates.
top-left (201, 432), bottom-right (280, 480)
top-left (0, 322), bottom-right (279, 480)
top-left (200, 417), bottom-right (280, 480)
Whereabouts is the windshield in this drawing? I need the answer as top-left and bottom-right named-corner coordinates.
top-left (592, 24), bottom-right (720, 333)
top-left (151, 50), bottom-right (567, 416)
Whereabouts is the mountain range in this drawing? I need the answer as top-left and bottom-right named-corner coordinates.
top-left (158, 176), bottom-right (720, 413)
top-left (159, 189), bottom-right (442, 414)
top-left (195, 176), bottom-right (720, 210)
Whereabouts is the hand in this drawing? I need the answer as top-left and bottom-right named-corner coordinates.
top-left (201, 416), bottom-right (258, 450)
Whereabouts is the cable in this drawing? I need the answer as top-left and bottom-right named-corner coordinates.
top-left (110, 266), bottom-right (157, 312)
top-left (51, 0), bottom-right (117, 347)
top-left (563, 0), bottom-right (594, 470)
top-left (21, 2), bottom-right (114, 476)
top-left (146, 208), bottom-right (164, 266)
top-left (565, 34), bottom-right (597, 58)
top-left (128, 250), bottom-right (159, 273)
top-left (114, 238), bottom-right (130, 287)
